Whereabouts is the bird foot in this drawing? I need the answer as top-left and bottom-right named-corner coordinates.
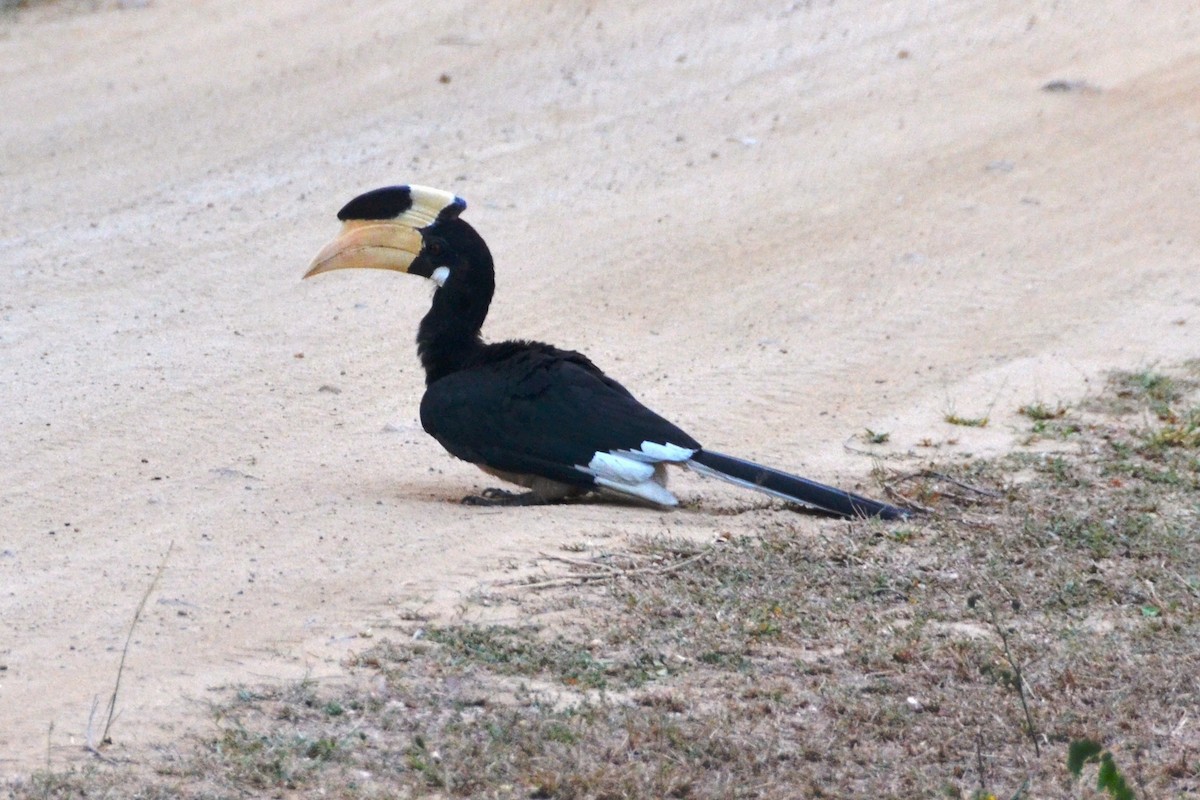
top-left (461, 487), bottom-right (549, 506)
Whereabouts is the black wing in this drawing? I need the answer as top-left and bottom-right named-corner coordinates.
top-left (419, 343), bottom-right (700, 489)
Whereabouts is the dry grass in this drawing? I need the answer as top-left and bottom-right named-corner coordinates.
top-left (10, 367), bottom-right (1200, 799)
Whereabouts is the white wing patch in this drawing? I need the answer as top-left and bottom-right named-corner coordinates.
top-left (584, 451), bottom-right (656, 483)
top-left (617, 441), bottom-right (697, 463)
top-left (576, 446), bottom-right (692, 507)
top-left (431, 266), bottom-right (451, 286)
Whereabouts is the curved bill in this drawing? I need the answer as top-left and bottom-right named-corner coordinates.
top-left (304, 220), bottom-right (425, 278)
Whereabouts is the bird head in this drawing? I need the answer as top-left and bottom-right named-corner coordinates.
top-left (304, 185), bottom-right (485, 288)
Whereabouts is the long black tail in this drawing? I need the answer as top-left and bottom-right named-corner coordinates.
top-left (687, 449), bottom-right (911, 520)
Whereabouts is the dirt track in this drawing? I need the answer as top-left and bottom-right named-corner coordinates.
top-left (2, 0), bottom-right (1197, 774)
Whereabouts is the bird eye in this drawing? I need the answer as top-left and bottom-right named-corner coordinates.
top-left (428, 240), bottom-right (444, 257)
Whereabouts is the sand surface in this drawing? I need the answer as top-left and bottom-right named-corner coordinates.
top-left (2, 0), bottom-right (1198, 775)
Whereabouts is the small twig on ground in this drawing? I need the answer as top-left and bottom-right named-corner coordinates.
top-left (975, 731), bottom-right (989, 796)
top-left (894, 469), bottom-right (1004, 499)
top-left (930, 489), bottom-right (990, 507)
top-left (83, 744), bottom-right (119, 764)
top-left (981, 598), bottom-right (1041, 758)
top-left (1170, 569), bottom-right (1200, 602)
top-left (516, 546), bottom-right (713, 590)
top-left (881, 484), bottom-right (937, 515)
top-left (537, 552), bottom-right (623, 573)
top-left (98, 541), bottom-right (174, 748)
top-left (883, 469), bottom-right (1005, 516)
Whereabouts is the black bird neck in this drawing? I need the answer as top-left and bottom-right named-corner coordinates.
top-left (415, 233), bottom-right (496, 385)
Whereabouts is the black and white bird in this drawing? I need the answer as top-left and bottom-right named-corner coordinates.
top-left (304, 185), bottom-right (910, 520)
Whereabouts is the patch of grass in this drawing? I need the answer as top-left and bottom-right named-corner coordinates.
top-left (945, 412), bottom-right (989, 427)
top-left (1141, 407), bottom-right (1200, 451)
top-left (208, 723), bottom-right (349, 790)
top-left (1019, 400), bottom-right (1082, 440)
top-left (1087, 368), bottom-right (1196, 421)
top-left (421, 624), bottom-right (631, 689)
top-left (863, 428), bottom-right (891, 444)
top-left (1018, 400), bottom-right (1068, 421)
top-left (9, 365), bottom-right (1200, 799)
top-left (1112, 369), bottom-right (1184, 406)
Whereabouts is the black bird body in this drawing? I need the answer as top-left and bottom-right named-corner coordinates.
top-left (420, 340), bottom-right (699, 505)
top-left (305, 185), bottom-right (910, 520)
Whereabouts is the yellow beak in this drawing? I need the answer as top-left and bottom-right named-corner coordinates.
top-left (304, 220), bottom-right (425, 278)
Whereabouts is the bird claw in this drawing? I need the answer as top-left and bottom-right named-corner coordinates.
top-left (461, 488), bottom-right (546, 506)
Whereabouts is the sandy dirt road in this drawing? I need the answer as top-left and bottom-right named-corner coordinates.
top-left (1, 0), bottom-right (1197, 775)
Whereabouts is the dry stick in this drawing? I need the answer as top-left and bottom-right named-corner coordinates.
top-left (890, 469), bottom-right (1004, 501)
top-left (919, 470), bottom-right (1004, 498)
top-left (97, 541), bottom-right (174, 748)
top-left (986, 602), bottom-right (1041, 758)
top-left (888, 469), bottom-right (1003, 497)
top-left (883, 470), bottom-right (1009, 522)
top-left (1170, 569), bottom-right (1200, 601)
top-left (924, 489), bottom-right (985, 507)
top-left (881, 484), bottom-right (936, 515)
top-left (974, 731), bottom-right (988, 795)
top-left (518, 574), bottom-right (614, 590)
top-left (517, 547), bottom-right (713, 590)
top-left (537, 553), bottom-right (623, 572)
top-left (83, 704), bottom-right (117, 763)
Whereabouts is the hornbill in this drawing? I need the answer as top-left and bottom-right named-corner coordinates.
top-left (304, 184), bottom-right (910, 520)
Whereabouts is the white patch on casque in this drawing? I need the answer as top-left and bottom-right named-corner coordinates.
top-left (576, 450), bottom-right (680, 507)
top-left (395, 185), bottom-right (465, 229)
top-left (430, 266), bottom-right (451, 287)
